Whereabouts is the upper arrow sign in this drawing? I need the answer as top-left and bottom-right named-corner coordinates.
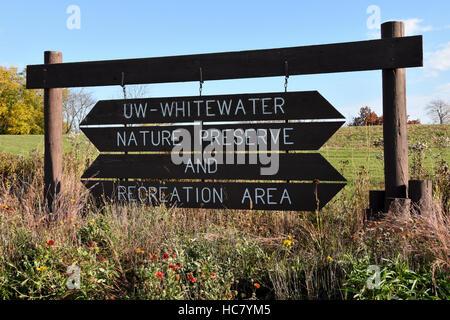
top-left (80, 91), bottom-right (344, 125)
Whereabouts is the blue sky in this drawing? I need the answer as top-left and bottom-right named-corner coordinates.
top-left (1, 0), bottom-right (450, 123)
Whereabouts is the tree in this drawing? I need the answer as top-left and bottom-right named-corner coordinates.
top-left (0, 66), bottom-right (44, 134)
top-left (426, 99), bottom-right (449, 124)
top-left (63, 88), bottom-right (95, 133)
top-left (351, 106), bottom-right (382, 126)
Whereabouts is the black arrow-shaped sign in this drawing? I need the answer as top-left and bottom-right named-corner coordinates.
top-left (83, 180), bottom-right (345, 211)
top-left (80, 91), bottom-right (344, 125)
top-left (80, 121), bottom-right (344, 152)
top-left (81, 153), bottom-right (346, 182)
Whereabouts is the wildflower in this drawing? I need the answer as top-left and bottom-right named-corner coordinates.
top-left (155, 271), bottom-right (164, 279)
top-left (136, 248), bottom-right (144, 254)
top-left (187, 273), bottom-right (196, 283)
top-left (46, 240), bottom-right (55, 247)
top-left (71, 199), bottom-right (76, 203)
top-left (163, 253), bottom-right (170, 259)
top-left (175, 274), bottom-right (180, 281)
top-left (283, 239), bottom-right (292, 247)
top-left (254, 283), bottom-right (261, 289)
top-left (287, 235), bottom-right (292, 240)
top-left (327, 256), bottom-right (334, 262)
top-left (90, 241), bottom-right (96, 247)
top-left (352, 234), bottom-right (357, 239)
top-left (89, 219), bottom-right (95, 226)
top-left (37, 266), bottom-right (47, 271)
top-left (226, 294), bottom-right (233, 299)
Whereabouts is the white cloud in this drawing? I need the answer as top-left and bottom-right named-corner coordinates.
top-left (424, 42), bottom-right (450, 77)
top-left (426, 42), bottom-right (450, 71)
top-left (403, 18), bottom-right (433, 36)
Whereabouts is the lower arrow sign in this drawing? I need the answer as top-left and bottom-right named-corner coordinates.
top-left (83, 180), bottom-right (345, 211)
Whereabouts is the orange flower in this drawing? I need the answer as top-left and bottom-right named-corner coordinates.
top-left (352, 234), bottom-right (357, 239)
top-left (46, 240), bottom-right (55, 246)
top-left (254, 283), bottom-right (261, 289)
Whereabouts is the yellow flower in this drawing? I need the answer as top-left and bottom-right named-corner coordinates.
top-left (37, 266), bottom-right (47, 271)
top-left (327, 256), bottom-right (334, 262)
top-left (71, 199), bottom-right (76, 203)
top-left (287, 235), bottom-right (292, 240)
top-left (89, 219), bottom-right (95, 226)
top-left (283, 239), bottom-right (292, 247)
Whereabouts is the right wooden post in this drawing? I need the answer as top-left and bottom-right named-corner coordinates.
top-left (382, 21), bottom-right (409, 209)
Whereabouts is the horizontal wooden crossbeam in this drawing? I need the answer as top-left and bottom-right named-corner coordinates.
top-left (26, 36), bottom-right (422, 89)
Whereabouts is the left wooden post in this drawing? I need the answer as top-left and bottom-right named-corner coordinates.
top-left (43, 51), bottom-right (63, 213)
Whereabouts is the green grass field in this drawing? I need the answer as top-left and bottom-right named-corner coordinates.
top-left (0, 124), bottom-right (448, 186)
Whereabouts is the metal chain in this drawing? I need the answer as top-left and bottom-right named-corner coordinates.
top-left (199, 67), bottom-right (203, 96)
top-left (284, 61), bottom-right (289, 93)
top-left (121, 72), bottom-right (127, 99)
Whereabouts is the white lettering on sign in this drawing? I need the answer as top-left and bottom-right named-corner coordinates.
top-left (156, 97), bottom-right (285, 119)
top-left (241, 187), bottom-right (292, 205)
top-left (117, 185), bottom-right (224, 204)
top-left (123, 103), bottom-right (148, 119)
top-left (116, 129), bottom-right (175, 147)
top-left (184, 158), bottom-right (218, 174)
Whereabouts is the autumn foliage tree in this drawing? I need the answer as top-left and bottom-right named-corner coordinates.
top-left (351, 106), bottom-right (383, 126)
top-left (0, 66), bottom-right (44, 134)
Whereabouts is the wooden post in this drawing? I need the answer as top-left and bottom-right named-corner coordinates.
top-left (367, 190), bottom-right (385, 219)
top-left (409, 180), bottom-right (432, 214)
top-left (382, 21), bottom-right (409, 210)
top-left (43, 51), bottom-right (63, 213)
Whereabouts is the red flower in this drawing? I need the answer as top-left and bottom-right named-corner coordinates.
top-left (169, 264), bottom-right (182, 271)
top-left (163, 253), bottom-right (170, 259)
top-left (155, 271), bottom-right (164, 279)
top-left (46, 240), bottom-right (55, 246)
top-left (187, 273), bottom-right (196, 283)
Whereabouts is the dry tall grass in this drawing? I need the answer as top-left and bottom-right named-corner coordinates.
top-left (0, 148), bottom-right (448, 299)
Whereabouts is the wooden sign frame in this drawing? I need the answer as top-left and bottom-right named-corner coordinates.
top-left (26, 21), bottom-right (423, 213)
